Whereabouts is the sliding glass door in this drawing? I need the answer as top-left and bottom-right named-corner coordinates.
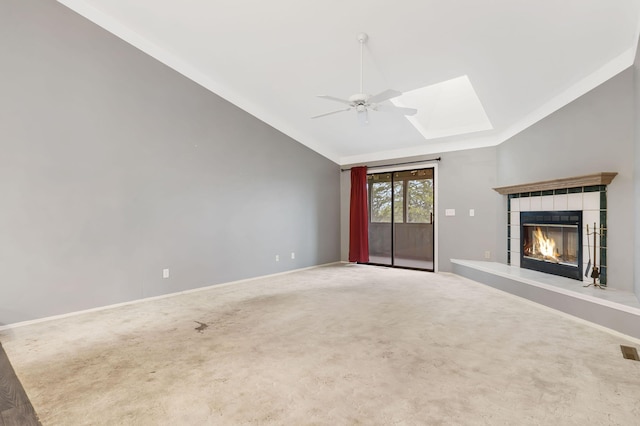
top-left (367, 168), bottom-right (434, 271)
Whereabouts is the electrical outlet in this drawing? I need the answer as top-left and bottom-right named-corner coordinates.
top-left (291, 252), bottom-right (295, 259)
top-left (162, 268), bottom-right (170, 278)
top-left (484, 251), bottom-right (491, 259)
top-left (275, 255), bottom-right (279, 262)
top-left (469, 209), bottom-right (475, 217)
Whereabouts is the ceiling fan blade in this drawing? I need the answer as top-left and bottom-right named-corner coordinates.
top-left (358, 109), bottom-right (369, 125)
top-left (376, 104), bottom-right (418, 116)
top-left (368, 89), bottom-right (402, 104)
top-left (396, 106), bottom-right (418, 116)
top-left (311, 107), bottom-right (351, 119)
top-left (317, 95), bottom-right (352, 105)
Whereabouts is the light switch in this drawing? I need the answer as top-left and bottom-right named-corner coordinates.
top-left (445, 209), bottom-right (456, 217)
top-left (469, 209), bottom-right (475, 217)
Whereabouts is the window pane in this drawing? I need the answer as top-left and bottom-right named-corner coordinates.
top-left (407, 178), bottom-right (434, 223)
top-left (370, 182), bottom-right (392, 222)
top-left (394, 181), bottom-right (404, 223)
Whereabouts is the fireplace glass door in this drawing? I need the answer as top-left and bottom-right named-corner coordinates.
top-left (520, 211), bottom-right (582, 280)
top-left (522, 224), bottom-right (579, 265)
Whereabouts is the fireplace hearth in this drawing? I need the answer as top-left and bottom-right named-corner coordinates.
top-left (520, 211), bottom-right (582, 280)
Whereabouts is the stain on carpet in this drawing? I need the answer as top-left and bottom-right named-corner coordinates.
top-left (194, 321), bottom-right (208, 333)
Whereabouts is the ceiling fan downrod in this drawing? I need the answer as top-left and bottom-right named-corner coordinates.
top-left (357, 32), bottom-right (368, 95)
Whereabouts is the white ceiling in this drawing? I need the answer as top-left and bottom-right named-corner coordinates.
top-left (58, 0), bottom-right (640, 165)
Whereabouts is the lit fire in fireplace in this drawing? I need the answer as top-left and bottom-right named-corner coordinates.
top-left (527, 227), bottom-right (559, 263)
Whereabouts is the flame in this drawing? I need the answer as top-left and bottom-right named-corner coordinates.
top-left (532, 227), bottom-right (558, 261)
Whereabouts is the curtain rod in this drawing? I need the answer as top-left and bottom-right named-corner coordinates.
top-left (340, 157), bottom-right (441, 172)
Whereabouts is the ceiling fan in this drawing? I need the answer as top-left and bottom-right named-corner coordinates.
top-left (311, 32), bottom-right (417, 124)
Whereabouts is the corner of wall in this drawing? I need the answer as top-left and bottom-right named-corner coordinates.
top-left (633, 37), bottom-right (640, 301)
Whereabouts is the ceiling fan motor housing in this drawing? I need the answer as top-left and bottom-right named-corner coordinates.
top-left (349, 93), bottom-right (369, 104)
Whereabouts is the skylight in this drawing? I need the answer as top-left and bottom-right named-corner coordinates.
top-left (391, 75), bottom-right (493, 140)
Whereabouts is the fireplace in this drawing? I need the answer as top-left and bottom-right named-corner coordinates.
top-left (520, 211), bottom-right (583, 280)
top-left (494, 173), bottom-right (616, 286)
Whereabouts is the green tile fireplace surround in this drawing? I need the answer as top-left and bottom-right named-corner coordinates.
top-left (494, 173), bottom-right (617, 286)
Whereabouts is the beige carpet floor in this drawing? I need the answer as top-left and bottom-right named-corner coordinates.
top-left (1, 264), bottom-right (639, 425)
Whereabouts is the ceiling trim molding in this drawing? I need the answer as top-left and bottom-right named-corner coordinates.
top-left (56, 0), bottom-right (341, 163)
top-left (495, 47), bottom-right (636, 146)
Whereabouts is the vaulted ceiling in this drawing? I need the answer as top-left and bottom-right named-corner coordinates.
top-left (58, 0), bottom-right (640, 165)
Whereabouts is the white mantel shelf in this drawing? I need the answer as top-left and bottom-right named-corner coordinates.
top-left (493, 172), bottom-right (618, 195)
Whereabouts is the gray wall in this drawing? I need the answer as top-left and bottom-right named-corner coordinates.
top-left (0, 0), bottom-right (340, 325)
top-left (437, 148), bottom-right (502, 269)
top-left (497, 68), bottom-right (635, 292)
top-left (340, 146), bottom-right (502, 272)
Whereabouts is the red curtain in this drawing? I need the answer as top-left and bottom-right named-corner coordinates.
top-left (349, 166), bottom-right (369, 263)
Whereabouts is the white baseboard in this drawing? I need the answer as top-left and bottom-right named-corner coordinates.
top-left (0, 262), bottom-right (341, 332)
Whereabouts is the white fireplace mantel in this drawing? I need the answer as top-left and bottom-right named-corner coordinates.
top-left (493, 172), bottom-right (617, 195)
